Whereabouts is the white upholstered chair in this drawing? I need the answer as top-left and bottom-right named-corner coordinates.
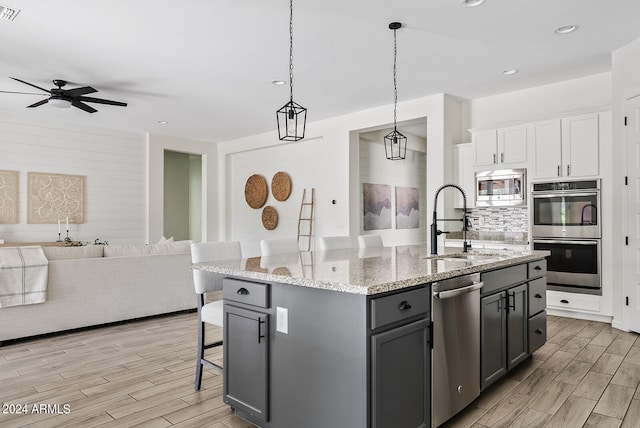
top-left (191, 240), bottom-right (242, 391)
top-left (358, 234), bottom-right (384, 248)
top-left (260, 238), bottom-right (300, 256)
top-left (318, 236), bottom-right (352, 250)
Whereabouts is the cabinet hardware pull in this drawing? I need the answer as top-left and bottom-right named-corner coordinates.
top-left (398, 301), bottom-right (412, 311)
top-left (508, 292), bottom-right (516, 311)
top-left (237, 287), bottom-right (250, 295)
top-left (258, 318), bottom-right (266, 343)
top-left (535, 293), bottom-right (542, 299)
top-left (557, 165), bottom-right (560, 176)
top-left (501, 152), bottom-right (504, 163)
top-left (493, 153), bottom-right (496, 164)
top-left (567, 164), bottom-right (571, 176)
top-left (535, 328), bottom-right (543, 334)
top-left (534, 265), bottom-right (542, 270)
top-left (560, 299), bottom-right (569, 304)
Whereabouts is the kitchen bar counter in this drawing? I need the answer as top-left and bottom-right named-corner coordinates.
top-left (194, 245), bottom-right (548, 295)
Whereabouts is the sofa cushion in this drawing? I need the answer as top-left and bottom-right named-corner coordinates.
top-left (150, 240), bottom-right (192, 255)
top-left (103, 244), bottom-right (153, 257)
top-left (43, 245), bottom-right (105, 260)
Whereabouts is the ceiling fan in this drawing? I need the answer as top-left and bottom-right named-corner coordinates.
top-left (0, 77), bottom-right (127, 113)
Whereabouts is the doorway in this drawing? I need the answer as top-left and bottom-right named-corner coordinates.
top-left (164, 150), bottom-right (202, 241)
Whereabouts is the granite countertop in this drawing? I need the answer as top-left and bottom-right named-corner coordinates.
top-left (194, 245), bottom-right (548, 296)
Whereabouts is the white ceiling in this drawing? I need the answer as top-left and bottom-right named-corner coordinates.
top-left (0, 0), bottom-right (639, 143)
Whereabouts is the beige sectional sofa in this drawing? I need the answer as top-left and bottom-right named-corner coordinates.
top-left (0, 240), bottom-right (196, 343)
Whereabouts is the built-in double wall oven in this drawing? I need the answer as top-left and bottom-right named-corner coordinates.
top-left (531, 179), bottom-right (601, 295)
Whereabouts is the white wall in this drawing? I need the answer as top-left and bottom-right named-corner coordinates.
top-left (218, 93), bottom-right (456, 257)
top-left (0, 113), bottom-right (147, 244)
top-left (465, 72), bottom-right (611, 139)
top-left (148, 133), bottom-right (219, 244)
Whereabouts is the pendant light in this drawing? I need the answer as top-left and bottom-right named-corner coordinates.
top-left (384, 22), bottom-right (407, 160)
top-left (276, 0), bottom-right (307, 141)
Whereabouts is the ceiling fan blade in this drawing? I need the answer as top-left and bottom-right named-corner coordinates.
top-left (26, 99), bottom-right (49, 108)
top-left (76, 96), bottom-right (127, 107)
top-left (0, 90), bottom-right (48, 95)
top-left (64, 86), bottom-right (97, 97)
top-left (10, 77), bottom-right (51, 94)
top-left (71, 100), bottom-right (97, 113)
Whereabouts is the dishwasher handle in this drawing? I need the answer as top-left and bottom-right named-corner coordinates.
top-left (433, 281), bottom-right (484, 300)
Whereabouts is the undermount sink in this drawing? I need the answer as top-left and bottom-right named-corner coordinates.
top-left (443, 254), bottom-right (498, 261)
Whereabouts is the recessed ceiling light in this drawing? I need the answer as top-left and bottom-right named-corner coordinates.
top-left (501, 69), bottom-right (518, 75)
top-left (555, 25), bottom-right (579, 34)
top-left (271, 80), bottom-right (286, 86)
top-left (0, 5), bottom-right (20, 21)
top-left (461, 0), bottom-right (486, 7)
top-left (157, 120), bottom-right (168, 125)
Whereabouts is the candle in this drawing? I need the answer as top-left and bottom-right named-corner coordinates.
top-left (58, 219), bottom-right (61, 234)
top-left (66, 217), bottom-right (69, 231)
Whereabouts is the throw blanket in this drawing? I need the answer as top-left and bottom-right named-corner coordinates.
top-left (0, 246), bottom-right (48, 308)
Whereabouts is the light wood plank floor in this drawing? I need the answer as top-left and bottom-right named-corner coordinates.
top-left (0, 312), bottom-right (639, 427)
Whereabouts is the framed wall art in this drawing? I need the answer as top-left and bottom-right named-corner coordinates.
top-left (363, 183), bottom-right (391, 231)
top-left (0, 170), bottom-right (18, 224)
top-left (27, 172), bottom-right (85, 224)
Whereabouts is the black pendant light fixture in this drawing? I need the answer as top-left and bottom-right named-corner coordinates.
top-left (276, 0), bottom-right (306, 141)
top-left (384, 22), bottom-right (407, 160)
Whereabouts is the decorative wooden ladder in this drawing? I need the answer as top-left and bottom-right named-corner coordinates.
top-left (297, 188), bottom-right (315, 251)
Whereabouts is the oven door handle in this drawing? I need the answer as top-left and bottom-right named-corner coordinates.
top-left (532, 192), bottom-right (598, 199)
top-left (533, 239), bottom-right (598, 245)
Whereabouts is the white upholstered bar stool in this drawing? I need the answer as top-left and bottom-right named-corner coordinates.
top-left (357, 234), bottom-right (383, 248)
top-left (318, 236), bottom-right (352, 250)
top-left (191, 240), bottom-right (242, 391)
top-left (260, 238), bottom-right (300, 256)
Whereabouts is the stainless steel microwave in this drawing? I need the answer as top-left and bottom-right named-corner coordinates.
top-left (475, 169), bottom-right (526, 207)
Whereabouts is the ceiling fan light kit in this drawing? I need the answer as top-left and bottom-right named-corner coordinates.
top-left (1, 77), bottom-right (127, 114)
top-left (276, 0), bottom-right (306, 141)
top-left (384, 21), bottom-right (407, 161)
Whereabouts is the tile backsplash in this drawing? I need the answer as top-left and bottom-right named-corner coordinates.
top-left (467, 206), bottom-right (529, 233)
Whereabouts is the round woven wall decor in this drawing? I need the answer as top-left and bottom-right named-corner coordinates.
top-left (261, 206), bottom-right (278, 230)
top-left (245, 174), bottom-right (268, 209)
top-left (271, 171), bottom-right (291, 202)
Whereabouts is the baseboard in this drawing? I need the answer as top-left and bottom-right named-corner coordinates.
top-left (547, 308), bottom-right (613, 324)
top-left (611, 318), bottom-right (628, 332)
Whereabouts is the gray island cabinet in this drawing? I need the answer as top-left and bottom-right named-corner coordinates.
top-left (194, 245), bottom-right (549, 428)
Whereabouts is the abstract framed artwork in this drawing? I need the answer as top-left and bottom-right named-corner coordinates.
top-left (363, 183), bottom-right (391, 231)
top-left (0, 170), bottom-right (18, 224)
top-left (396, 186), bottom-right (419, 229)
top-left (27, 172), bottom-right (85, 224)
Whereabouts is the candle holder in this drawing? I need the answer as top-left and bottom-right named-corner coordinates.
top-left (56, 232), bottom-right (62, 242)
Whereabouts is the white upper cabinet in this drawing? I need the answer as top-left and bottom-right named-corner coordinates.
top-left (473, 125), bottom-right (527, 168)
top-left (530, 113), bottom-right (600, 180)
top-left (453, 143), bottom-right (475, 209)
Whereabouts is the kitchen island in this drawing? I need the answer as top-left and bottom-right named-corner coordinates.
top-left (194, 245), bottom-right (548, 428)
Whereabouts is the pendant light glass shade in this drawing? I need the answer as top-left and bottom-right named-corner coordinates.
top-left (384, 128), bottom-right (407, 160)
top-left (384, 22), bottom-right (407, 160)
top-left (277, 0), bottom-right (306, 141)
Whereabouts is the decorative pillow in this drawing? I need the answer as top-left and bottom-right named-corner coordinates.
top-left (150, 240), bottom-right (192, 255)
top-left (43, 245), bottom-right (104, 260)
top-left (103, 244), bottom-right (153, 257)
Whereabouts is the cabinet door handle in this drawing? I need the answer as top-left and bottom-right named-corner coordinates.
top-left (534, 265), bottom-right (542, 270)
top-left (560, 299), bottom-right (569, 304)
top-left (535, 293), bottom-right (542, 299)
top-left (398, 301), bottom-right (412, 311)
top-left (508, 292), bottom-right (516, 311)
top-left (493, 153), bottom-right (496, 164)
top-left (237, 287), bottom-right (250, 295)
top-left (501, 152), bottom-right (504, 163)
top-left (567, 164), bottom-right (571, 176)
top-left (535, 328), bottom-right (543, 335)
top-left (257, 317), bottom-right (266, 343)
top-left (557, 165), bottom-right (560, 177)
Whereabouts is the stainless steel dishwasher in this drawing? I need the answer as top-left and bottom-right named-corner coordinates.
top-left (432, 273), bottom-right (483, 427)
